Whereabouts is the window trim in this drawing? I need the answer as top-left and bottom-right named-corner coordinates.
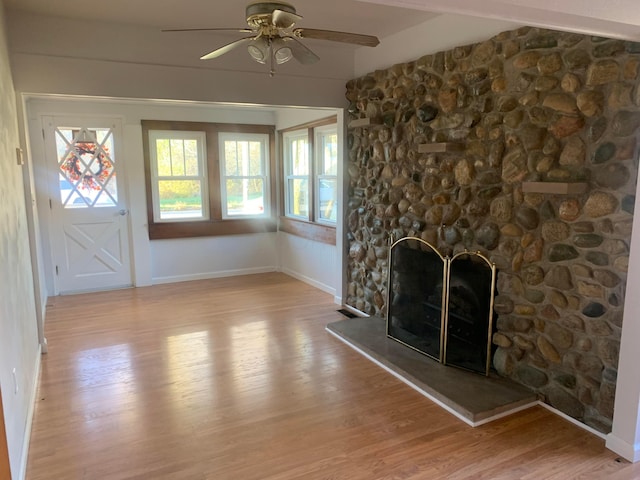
top-left (278, 115), bottom-right (337, 245)
top-left (142, 120), bottom-right (276, 240)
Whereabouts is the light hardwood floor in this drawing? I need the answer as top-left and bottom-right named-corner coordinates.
top-left (26, 273), bottom-right (640, 479)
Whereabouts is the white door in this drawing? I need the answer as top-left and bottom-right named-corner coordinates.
top-left (43, 116), bottom-right (132, 294)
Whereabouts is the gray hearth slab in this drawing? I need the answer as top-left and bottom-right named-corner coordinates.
top-left (326, 316), bottom-right (538, 426)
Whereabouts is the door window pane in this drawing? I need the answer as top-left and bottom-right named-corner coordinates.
top-left (56, 127), bottom-right (118, 208)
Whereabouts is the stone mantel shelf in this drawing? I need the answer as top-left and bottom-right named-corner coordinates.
top-left (418, 143), bottom-right (465, 153)
top-left (521, 181), bottom-right (589, 195)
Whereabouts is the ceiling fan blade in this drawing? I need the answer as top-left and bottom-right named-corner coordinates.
top-left (272, 9), bottom-right (302, 29)
top-left (162, 27), bottom-right (253, 33)
top-left (294, 28), bottom-right (380, 47)
top-left (200, 37), bottom-right (255, 60)
top-left (284, 37), bottom-right (320, 65)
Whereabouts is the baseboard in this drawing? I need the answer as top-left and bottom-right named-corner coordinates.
top-left (333, 295), bottom-right (342, 305)
top-left (606, 433), bottom-right (640, 462)
top-left (537, 402), bottom-right (607, 440)
top-left (152, 267), bottom-right (277, 285)
top-left (281, 268), bottom-right (336, 297)
top-left (17, 343), bottom-right (42, 480)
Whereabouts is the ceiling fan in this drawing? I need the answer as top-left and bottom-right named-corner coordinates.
top-left (163, 1), bottom-right (380, 76)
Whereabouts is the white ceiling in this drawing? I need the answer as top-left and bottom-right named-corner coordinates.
top-left (5, 0), bottom-right (640, 44)
top-left (5, 0), bottom-right (639, 106)
top-left (3, 0), bottom-right (438, 40)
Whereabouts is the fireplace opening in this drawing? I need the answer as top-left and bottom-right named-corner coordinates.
top-left (387, 237), bottom-right (497, 375)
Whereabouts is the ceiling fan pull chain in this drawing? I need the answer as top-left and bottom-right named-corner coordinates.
top-left (269, 38), bottom-right (275, 77)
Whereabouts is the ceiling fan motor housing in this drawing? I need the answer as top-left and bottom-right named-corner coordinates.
top-left (246, 2), bottom-right (297, 28)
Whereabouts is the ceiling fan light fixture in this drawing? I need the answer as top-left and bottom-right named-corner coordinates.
top-left (247, 38), bottom-right (268, 64)
top-left (272, 38), bottom-right (293, 64)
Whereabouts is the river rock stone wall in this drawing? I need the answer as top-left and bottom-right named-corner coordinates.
top-left (344, 27), bottom-right (640, 433)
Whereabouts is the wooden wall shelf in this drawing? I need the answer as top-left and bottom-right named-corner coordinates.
top-left (522, 182), bottom-right (588, 194)
top-left (418, 143), bottom-right (465, 153)
top-left (348, 118), bottom-right (382, 128)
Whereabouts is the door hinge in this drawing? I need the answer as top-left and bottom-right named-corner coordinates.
top-left (55, 265), bottom-right (59, 275)
top-left (49, 198), bottom-right (52, 209)
top-left (42, 129), bottom-right (45, 140)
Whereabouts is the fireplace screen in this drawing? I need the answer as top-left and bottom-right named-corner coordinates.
top-left (387, 237), bottom-right (497, 375)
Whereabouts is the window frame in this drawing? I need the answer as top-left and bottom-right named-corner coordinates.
top-left (282, 129), bottom-right (310, 221)
top-left (142, 120), bottom-right (276, 240)
top-left (219, 132), bottom-right (270, 220)
top-left (148, 129), bottom-right (209, 223)
top-left (314, 124), bottom-right (338, 226)
top-left (278, 115), bottom-right (337, 246)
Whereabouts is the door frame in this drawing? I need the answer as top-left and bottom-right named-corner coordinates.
top-left (40, 114), bottom-right (135, 295)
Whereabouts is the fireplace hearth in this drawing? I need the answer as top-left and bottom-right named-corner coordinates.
top-left (387, 237), bottom-right (497, 375)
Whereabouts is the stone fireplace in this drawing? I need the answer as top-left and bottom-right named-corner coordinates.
top-left (344, 26), bottom-right (640, 433)
top-left (387, 237), bottom-right (497, 375)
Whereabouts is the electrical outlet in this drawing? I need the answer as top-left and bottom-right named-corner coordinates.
top-left (12, 368), bottom-right (18, 394)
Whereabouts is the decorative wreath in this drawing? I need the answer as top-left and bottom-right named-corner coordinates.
top-left (60, 142), bottom-right (113, 191)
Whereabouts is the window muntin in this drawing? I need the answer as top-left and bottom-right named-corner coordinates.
top-left (149, 130), bottom-right (208, 222)
top-left (219, 133), bottom-right (269, 218)
top-left (283, 130), bottom-right (310, 220)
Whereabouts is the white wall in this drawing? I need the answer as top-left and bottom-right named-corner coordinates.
top-left (277, 232), bottom-right (338, 296)
top-left (151, 233), bottom-right (278, 284)
top-left (607, 176), bottom-right (640, 462)
top-left (0, 3), bottom-right (41, 478)
top-left (355, 13), bottom-right (521, 76)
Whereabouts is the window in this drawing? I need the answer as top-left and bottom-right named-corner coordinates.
top-left (315, 125), bottom-right (338, 224)
top-left (149, 130), bottom-right (208, 222)
top-left (283, 131), bottom-right (310, 219)
top-left (279, 116), bottom-right (338, 245)
top-left (142, 120), bottom-right (276, 239)
top-left (219, 133), bottom-right (269, 218)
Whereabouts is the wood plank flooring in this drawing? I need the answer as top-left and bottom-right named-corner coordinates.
top-left (25, 273), bottom-right (640, 479)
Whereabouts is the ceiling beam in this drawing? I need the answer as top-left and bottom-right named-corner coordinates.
top-left (357, 0), bottom-right (640, 41)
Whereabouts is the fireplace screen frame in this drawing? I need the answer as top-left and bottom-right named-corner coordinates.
top-left (386, 237), bottom-right (497, 376)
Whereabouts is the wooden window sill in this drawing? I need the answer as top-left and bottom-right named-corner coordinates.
top-left (279, 217), bottom-right (336, 246)
top-left (149, 218), bottom-right (277, 240)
